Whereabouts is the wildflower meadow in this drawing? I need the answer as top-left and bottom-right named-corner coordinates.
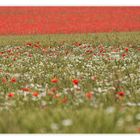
top-left (0, 7), bottom-right (139, 133)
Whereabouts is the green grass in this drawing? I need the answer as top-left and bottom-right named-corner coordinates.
top-left (0, 107), bottom-right (139, 133)
top-left (0, 32), bottom-right (140, 47)
top-left (0, 32), bottom-right (140, 133)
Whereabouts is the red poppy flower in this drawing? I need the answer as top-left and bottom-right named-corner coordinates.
top-left (122, 53), bottom-right (127, 57)
top-left (125, 48), bottom-right (129, 52)
top-left (116, 91), bottom-right (125, 97)
top-left (72, 79), bottom-right (79, 85)
top-left (21, 88), bottom-right (31, 92)
top-left (28, 54), bottom-right (32, 57)
top-left (86, 50), bottom-right (93, 53)
top-left (85, 92), bottom-right (93, 100)
top-left (75, 42), bottom-right (81, 47)
top-left (0, 52), bottom-right (3, 55)
top-left (2, 78), bottom-right (7, 83)
top-left (51, 78), bottom-right (58, 83)
top-left (26, 42), bottom-right (32, 46)
top-left (32, 92), bottom-right (39, 97)
top-left (8, 92), bottom-right (14, 97)
top-left (13, 58), bottom-right (16, 61)
top-left (11, 77), bottom-right (17, 83)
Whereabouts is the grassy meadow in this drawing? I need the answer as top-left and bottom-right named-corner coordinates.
top-left (0, 32), bottom-right (140, 133)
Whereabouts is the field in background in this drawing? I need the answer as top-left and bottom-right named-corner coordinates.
top-left (0, 7), bottom-right (140, 35)
top-left (0, 32), bottom-right (140, 133)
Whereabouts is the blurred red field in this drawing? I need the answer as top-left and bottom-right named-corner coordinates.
top-left (0, 7), bottom-right (140, 35)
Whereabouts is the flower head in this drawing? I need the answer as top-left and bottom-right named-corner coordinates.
top-left (125, 48), bottom-right (129, 52)
top-left (72, 79), bottom-right (79, 85)
top-left (122, 53), bottom-right (127, 58)
top-left (8, 92), bottom-right (14, 97)
top-left (116, 91), bottom-right (125, 97)
top-left (51, 78), bottom-right (59, 83)
top-left (21, 88), bottom-right (31, 92)
top-left (1, 77), bottom-right (7, 83)
top-left (85, 92), bottom-right (93, 100)
top-left (11, 77), bottom-right (17, 83)
top-left (32, 92), bottom-right (39, 97)
top-left (26, 42), bottom-right (32, 46)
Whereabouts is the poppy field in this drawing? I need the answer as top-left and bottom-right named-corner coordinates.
top-left (0, 7), bottom-right (140, 35)
top-left (0, 32), bottom-right (140, 133)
